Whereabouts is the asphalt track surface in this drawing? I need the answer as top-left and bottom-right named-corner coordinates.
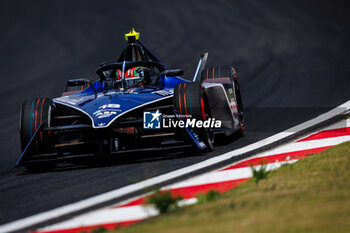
top-left (0, 0), bottom-right (350, 226)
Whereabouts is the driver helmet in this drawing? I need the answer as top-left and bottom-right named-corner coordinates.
top-left (116, 66), bottom-right (145, 87)
top-left (116, 66), bottom-right (145, 80)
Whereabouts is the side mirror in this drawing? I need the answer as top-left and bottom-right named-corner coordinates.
top-left (66, 78), bottom-right (91, 86)
top-left (66, 78), bottom-right (97, 98)
top-left (160, 69), bottom-right (184, 77)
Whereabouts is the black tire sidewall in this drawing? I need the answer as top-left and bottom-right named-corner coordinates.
top-left (174, 83), bottom-right (214, 151)
top-left (20, 98), bottom-right (53, 153)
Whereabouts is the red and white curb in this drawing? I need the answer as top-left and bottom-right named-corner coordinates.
top-left (34, 118), bottom-right (350, 233)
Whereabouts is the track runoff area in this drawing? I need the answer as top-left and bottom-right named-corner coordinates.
top-left (1, 101), bottom-right (349, 233)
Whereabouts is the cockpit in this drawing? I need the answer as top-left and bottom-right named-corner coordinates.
top-left (95, 29), bottom-right (184, 92)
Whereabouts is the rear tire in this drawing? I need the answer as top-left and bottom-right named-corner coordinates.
top-left (234, 78), bottom-right (245, 136)
top-left (202, 65), bottom-right (245, 136)
top-left (20, 98), bottom-right (56, 171)
top-left (174, 83), bottom-right (214, 151)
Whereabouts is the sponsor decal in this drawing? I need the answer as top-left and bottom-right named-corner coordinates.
top-left (99, 104), bottom-right (120, 109)
top-left (93, 104), bottom-right (121, 119)
top-left (163, 118), bottom-right (221, 128)
top-left (143, 110), bottom-right (162, 129)
top-left (56, 93), bottom-right (104, 106)
top-left (152, 89), bottom-right (173, 96)
top-left (94, 110), bottom-right (117, 119)
top-left (143, 110), bottom-right (222, 129)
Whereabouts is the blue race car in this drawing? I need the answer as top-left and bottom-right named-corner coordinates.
top-left (17, 29), bottom-right (245, 171)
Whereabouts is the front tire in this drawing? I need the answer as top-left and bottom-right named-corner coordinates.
top-left (20, 98), bottom-right (56, 171)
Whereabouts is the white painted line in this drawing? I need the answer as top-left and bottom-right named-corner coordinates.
top-left (321, 119), bottom-right (349, 131)
top-left (1, 100), bottom-right (349, 233)
top-left (165, 167), bottom-right (252, 189)
top-left (40, 205), bottom-right (157, 232)
top-left (255, 135), bottom-right (350, 159)
top-left (296, 119), bottom-right (349, 140)
top-left (166, 160), bottom-right (298, 190)
top-left (40, 198), bottom-right (199, 232)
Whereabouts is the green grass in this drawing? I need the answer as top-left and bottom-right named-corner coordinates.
top-left (197, 190), bottom-right (220, 204)
top-left (90, 227), bottom-right (108, 233)
top-left (146, 190), bottom-right (183, 214)
top-left (107, 141), bottom-right (350, 233)
top-left (251, 162), bottom-right (269, 184)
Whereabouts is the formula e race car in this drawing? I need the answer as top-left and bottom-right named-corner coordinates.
top-left (16, 29), bottom-right (245, 171)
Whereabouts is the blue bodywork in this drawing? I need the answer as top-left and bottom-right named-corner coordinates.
top-left (54, 76), bottom-right (189, 129)
top-left (16, 35), bottom-right (214, 168)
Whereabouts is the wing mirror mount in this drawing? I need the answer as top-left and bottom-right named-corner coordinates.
top-left (159, 69), bottom-right (184, 77)
top-left (66, 78), bottom-right (97, 98)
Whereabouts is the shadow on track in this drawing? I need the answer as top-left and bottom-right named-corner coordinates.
top-left (16, 149), bottom-right (206, 175)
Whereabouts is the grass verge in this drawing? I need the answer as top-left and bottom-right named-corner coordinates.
top-left (146, 190), bottom-right (183, 214)
top-left (108, 141), bottom-right (350, 233)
